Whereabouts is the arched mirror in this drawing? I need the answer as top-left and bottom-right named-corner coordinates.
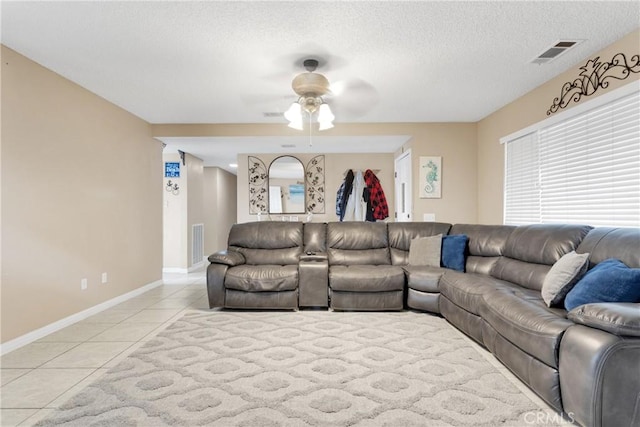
top-left (268, 156), bottom-right (305, 214)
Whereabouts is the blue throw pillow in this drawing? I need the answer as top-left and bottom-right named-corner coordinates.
top-left (441, 234), bottom-right (468, 272)
top-left (564, 259), bottom-right (640, 311)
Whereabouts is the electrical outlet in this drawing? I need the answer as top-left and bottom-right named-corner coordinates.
top-left (81, 278), bottom-right (88, 290)
top-left (101, 272), bottom-right (108, 284)
top-left (423, 213), bottom-right (436, 222)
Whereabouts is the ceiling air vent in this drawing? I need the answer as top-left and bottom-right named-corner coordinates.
top-left (531, 40), bottom-right (583, 65)
top-left (263, 112), bottom-right (284, 118)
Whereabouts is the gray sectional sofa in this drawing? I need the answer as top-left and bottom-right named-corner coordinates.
top-left (207, 220), bottom-right (640, 427)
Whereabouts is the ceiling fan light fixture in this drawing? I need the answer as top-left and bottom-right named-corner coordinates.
top-left (287, 119), bottom-right (304, 131)
top-left (318, 120), bottom-right (334, 131)
top-left (285, 59), bottom-right (336, 131)
top-left (301, 96), bottom-right (322, 114)
top-left (284, 102), bottom-right (302, 123)
top-left (318, 103), bottom-right (334, 123)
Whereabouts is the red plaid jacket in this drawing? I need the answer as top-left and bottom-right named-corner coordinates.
top-left (364, 169), bottom-right (389, 220)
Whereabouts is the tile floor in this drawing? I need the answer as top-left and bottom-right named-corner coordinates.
top-left (0, 268), bottom-right (210, 426)
top-left (1, 268), bottom-right (560, 426)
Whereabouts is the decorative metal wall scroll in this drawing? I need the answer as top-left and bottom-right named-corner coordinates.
top-left (248, 156), bottom-right (268, 213)
top-left (547, 53), bottom-right (640, 115)
top-left (305, 155), bottom-right (325, 214)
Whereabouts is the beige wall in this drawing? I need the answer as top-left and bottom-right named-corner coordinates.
top-left (154, 123), bottom-right (479, 225)
top-left (162, 152), bottom-right (205, 270)
top-left (477, 29), bottom-right (640, 224)
top-left (1, 46), bottom-right (163, 343)
top-left (203, 167), bottom-right (237, 254)
top-left (398, 123), bottom-right (478, 224)
top-left (186, 153), bottom-right (204, 266)
top-left (162, 153), bottom-right (186, 268)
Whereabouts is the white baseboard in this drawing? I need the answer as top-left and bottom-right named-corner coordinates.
top-left (162, 267), bottom-right (189, 274)
top-left (0, 279), bottom-right (163, 356)
top-left (190, 260), bottom-right (205, 272)
top-left (162, 260), bottom-right (206, 274)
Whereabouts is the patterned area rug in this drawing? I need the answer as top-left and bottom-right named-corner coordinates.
top-left (37, 310), bottom-right (558, 426)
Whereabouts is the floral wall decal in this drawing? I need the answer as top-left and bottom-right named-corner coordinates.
top-left (248, 156), bottom-right (268, 213)
top-left (306, 155), bottom-right (325, 214)
top-left (547, 52), bottom-right (640, 115)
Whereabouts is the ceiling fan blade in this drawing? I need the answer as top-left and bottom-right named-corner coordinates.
top-left (326, 78), bottom-right (379, 118)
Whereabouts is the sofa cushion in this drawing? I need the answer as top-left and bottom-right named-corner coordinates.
top-left (502, 224), bottom-right (592, 266)
top-left (329, 265), bottom-right (405, 292)
top-left (439, 271), bottom-right (521, 315)
top-left (228, 222), bottom-right (304, 265)
top-left (480, 290), bottom-right (574, 368)
top-left (229, 221), bottom-right (303, 249)
top-left (327, 222), bottom-right (388, 249)
top-left (327, 222), bottom-right (390, 265)
top-left (448, 224), bottom-right (516, 275)
top-left (464, 256), bottom-right (500, 276)
top-left (490, 224), bottom-right (592, 291)
top-left (491, 257), bottom-right (552, 291)
top-left (408, 235), bottom-right (442, 267)
top-left (441, 234), bottom-right (468, 272)
top-left (564, 259), bottom-right (640, 311)
top-left (449, 224), bottom-right (516, 257)
top-left (541, 251), bottom-right (590, 307)
top-left (388, 222), bottom-right (452, 265)
top-left (576, 227), bottom-right (640, 268)
top-left (234, 247), bottom-right (303, 266)
top-left (403, 266), bottom-right (445, 293)
top-left (225, 265), bottom-right (298, 292)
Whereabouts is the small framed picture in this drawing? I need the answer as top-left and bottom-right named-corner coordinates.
top-left (419, 156), bottom-right (442, 198)
top-left (165, 162), bottom-right (180, 178)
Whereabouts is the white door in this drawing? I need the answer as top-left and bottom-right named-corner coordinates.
top-left (394, 150), bottom-right (412, 222)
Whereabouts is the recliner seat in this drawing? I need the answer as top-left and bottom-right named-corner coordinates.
top-left (206, 221), bottom-right (303, 310)
top-left (326, 222), bottom-right (405, 311)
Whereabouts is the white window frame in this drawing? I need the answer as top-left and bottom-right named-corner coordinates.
top-left (501, 81), bottom-right (640, 227)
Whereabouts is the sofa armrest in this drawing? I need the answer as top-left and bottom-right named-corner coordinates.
top-left (300, 252), bottom-right (328, 262)
top-left (208, 250), bottom-right (245, 267)
top-left (559, 325), bottom-right (640, 427)
top-left (206, 263), bottom-right (227, 308)
top-left (568, 303), bottom-right (640, 337)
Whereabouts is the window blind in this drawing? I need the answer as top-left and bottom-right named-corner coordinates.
top-left (504, 132), bottom-right (540, 225)
top-left (504, 89), bottom-right (640, 227)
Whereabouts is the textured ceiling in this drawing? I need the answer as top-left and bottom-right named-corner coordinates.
top-left (2, 1), bottom-right (639, 170)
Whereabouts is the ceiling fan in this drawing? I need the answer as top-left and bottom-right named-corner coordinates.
top-left (284, 58), bottom-right (335, 130)
top-left (244, 51), bottom-right (379, 125)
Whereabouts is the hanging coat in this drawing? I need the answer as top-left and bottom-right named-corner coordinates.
top-left (364, 169), bottom-right (389, 220)
top-left (335, 181), bottom-right (345, 218)
top-left (343, 170), bottom-right (367, 221)
top-left (337, 169), bottom-right (354, 221)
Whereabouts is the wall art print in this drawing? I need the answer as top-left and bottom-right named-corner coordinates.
top-left (547, 52), bottom-right (640, 115)
top-left (248, 156), bottom-right (268, 213)
top-left (305, 155), bottom-right (325, 214)
top-left (419, 156), bottom-right (441, 199)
